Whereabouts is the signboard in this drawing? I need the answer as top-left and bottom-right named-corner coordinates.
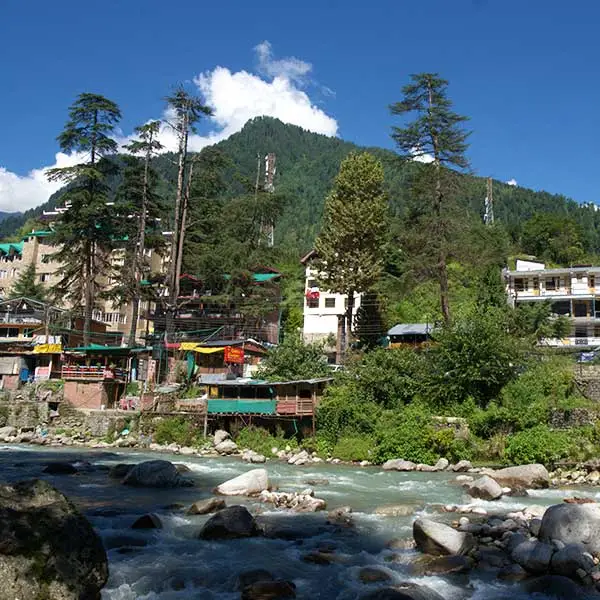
top-left (224, 345), bottom-right (245, 364)
top-left (33, 344), bottom-right (62, 354)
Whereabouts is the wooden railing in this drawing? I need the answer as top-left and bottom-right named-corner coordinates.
top-left (61, 365), bottom-right (127, 382)
top-left (276, 397), bottom-right (315, 416)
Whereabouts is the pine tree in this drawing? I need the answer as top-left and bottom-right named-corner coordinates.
top-left (354, 292), bottom-right (386, 349)
top-left (9, 263), bottom-right (47, 302)
top-left (163, 87), bottom-right (212, 336)
top-left (314, 152), bottom-right (389, 359)
top-left (390, 73), bottom-right (470, 323)
top-left (46, 93), bottom-right (121, 345)
top-left (119, 121), bottom-right (164, 346)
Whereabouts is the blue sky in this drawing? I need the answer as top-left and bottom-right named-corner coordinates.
top-left (1, 0), bottom-right (598, 211)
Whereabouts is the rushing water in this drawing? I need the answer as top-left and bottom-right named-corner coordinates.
top-left (1, 445), bottom-right (599, 599)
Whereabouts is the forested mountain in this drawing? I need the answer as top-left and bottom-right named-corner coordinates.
top-left (4, 116), bottom-right (600, 253)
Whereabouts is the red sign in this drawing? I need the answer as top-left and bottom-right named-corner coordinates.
top-left (224, 346), bottom-right (245, 364)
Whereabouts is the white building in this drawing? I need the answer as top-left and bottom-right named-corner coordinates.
top-left (505, 259), bottom-right (600, 347)
top-left (300, 251), bottom-right (362, 353)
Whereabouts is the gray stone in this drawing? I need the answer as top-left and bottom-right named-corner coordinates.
top-left (413, 518), bottom-right (475, 556)
top-left (529, 518), bottom-right (542, 537)
top-left (187, 497), bottom-right (226, 515)
top-left (374, 505), bottom-right (415, 517)
top-left (216, 468), bottom-right (269, 496)
top-left (215, 439), bottom-right (239, 455)
top-left (43, 461), bottom-right (78, 475)
top-left (433, 458), bottom-right (449, 471)
top-left (539, 503), bottom-right (600, 554)
top-left (0, 425), bottom-right (16, 438)
top-left (359, 583), bottom-right (445, 600)
top-left (551, 543), bottom-right (596, 577)
top-left (382, 459), bottom-right (417, 471)
top-left (416, 464), bottom-right (437, 472)
top-left (131, 513), bottom-right (162, 529)
top-left (122, 460), bottom-right (193, 488)
top-left (288, 450), bottom-right (310, 465)
top-left (241, 449), bottom-right (267, 463)
top-left (199, 505), bottom-right (260, 540)
top-left (0, 479), bottom-right (108, 599)
top-left (109, 463), bottom-right (134, 479)
top-left (451, 460), bottom-right (473, 472)
top-left (523, 575), bottom-right (599, 599)
top-left (410, 554), bottom-right (473, 576)
top-left (213, 429), bottom-right (230, 446)
top-left (487, 464), bottom-right (550, 489)
top-left (359, 567), bottom-right (393, 583)
top-left (241, 579), bottom-right (296, 600)
top-left (237, 569), bottom-right (275, 589)
top-left (467, 475), bottom-right (503, 500)
top-left (511, 539), bottom-right (554, 574)
top-left (497, 563), bottom-right (529, 581)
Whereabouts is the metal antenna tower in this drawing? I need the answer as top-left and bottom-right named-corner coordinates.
top-left (263, 153), bottom-right (276, 246)
top-left (484, 177), bottom-right (495, 225)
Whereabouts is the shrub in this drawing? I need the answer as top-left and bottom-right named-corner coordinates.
top-left (235, 426), bottom-right (298, 456)
top-left (154, 417), bottom-right (202, 447)
top-left (430, 428), bottom-right (475, 463)
top-left (126, 381), bottom-right (140, 396)
top-left (503, 425), bottom-right (571, 466)
top-left (332, 435), bottom-right (375, 462)
top-left (373, 405), bottom-right (438, 465)
top-left (301, 434), bottom-right (333, 457)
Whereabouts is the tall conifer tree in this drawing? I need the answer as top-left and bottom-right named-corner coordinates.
top-left (47, 93), bottom-right (121, 345)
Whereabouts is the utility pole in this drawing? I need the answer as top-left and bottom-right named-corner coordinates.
top-left (484, 177), bottom-right (495, 225)
top-left (264, 153), bottom-right (276, 247)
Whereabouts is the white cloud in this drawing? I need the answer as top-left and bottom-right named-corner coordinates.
top-left (410, 147), bottom-right (434, 163)
top-left (0, 41), bottom-right (337, 213)
top-left (506, 178), bottom-right (518, 186)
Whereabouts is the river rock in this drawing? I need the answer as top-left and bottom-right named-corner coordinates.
top-left (467, 475), bottom-right (503, 501)
top-left (410, 554), bottom-right (473, 576)
top-left (451, 460), bottom-right (473, 472)
top-left (359, 583), bottom-right (445, 600)
top-left (511, 539), bottom-right (554, 574)
top-left (259, 490), bottom-right (326, 512)
top-left (359, 567), bottom-right (392, 583)
top-left (288, 450), bottom-right (310, 465)
top-left (523, 575), bottom-right (600, 598)
top-left (0, 479), bottom-right (108, 599)
top-left (123, 460), bottom-right (193, 487)
top-left (433, 458), bottom-right (449, 471)
top-left (487, 464), bottom-right (549, 489)
top-left (550, 543), bottom-right (595, 577)
top-left (0, 425), bottom-right (16, 439)
top-left (241, 579), bottom-right (296, 600)
top-left (539, 502), bottom-right (600, 554)
top-left (497, 563), bottom-right (529, 581)
top-left (374, 505), bottom-right (415, 517)
top-left (214, 429), bottom-right (230, 445)
top-left (199, 505), bottom-right (260, 539)
top-left (217, 468), bottom-right (269, 496)
top-left (242, 449), bottom-right (267, 463)
top-left (187, 497), bottom-right (227, 515)
top-left (413, 518), bottom-right (475, 556)
top-left (382, 459), bottom-right (417, 471)
top-left (43, 461), bottom-right (78, 475)
top-left (131, 513), bottom-right (162, 529)
top-left (109, 463), bottom-right (134, 479)
top-left (416, 464), bottom-right (437, 472)
top-left (215, 439), bottom-right (239, 455)
top-left (237, 569), bottom-right (275, 589)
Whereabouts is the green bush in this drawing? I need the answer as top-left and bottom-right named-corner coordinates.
top-left (235, 426), bottom-right (298, 456)
top-left (430, 428), bottom-right (475, 463)
top-left (373, 405), bottom-right (438, 464)
top-left (332, 435), bottom-right (375, 462)
top-left (503, 425), bottom-right (571, 466)
top-left (154, 417), bottom-right (202, 447)
top-left (126, 381), bottom-right (140, 396)
top-left (301, 434), bottom-right (333, 457)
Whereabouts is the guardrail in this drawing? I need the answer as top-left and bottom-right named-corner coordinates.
top-left (61, 365), bottom-right (127, 382)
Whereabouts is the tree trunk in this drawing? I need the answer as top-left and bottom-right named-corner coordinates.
top-left (83, 241), bottom-right (93, 347)
top-left (173, 159), bottom-right (195, 302)
top-left (344, 289), bottom-right (355, 362)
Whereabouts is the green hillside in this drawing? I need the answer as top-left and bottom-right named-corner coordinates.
top-left (5, 116), bottom-right (600, 254)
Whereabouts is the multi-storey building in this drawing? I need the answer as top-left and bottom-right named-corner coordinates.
top-left (300, 251), bottom-right (362, 358)
top-left (505, 259), bottom-right (600, 347)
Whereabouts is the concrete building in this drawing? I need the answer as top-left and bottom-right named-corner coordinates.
top-left (505, 259), bottom-right (600, 347)
top-left (300, 251), bottom-right (362, 356)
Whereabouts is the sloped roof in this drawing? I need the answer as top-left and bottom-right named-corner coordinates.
top-left (387, 323), bottom-right (433, 336)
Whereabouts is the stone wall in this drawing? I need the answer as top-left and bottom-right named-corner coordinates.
top-left (575, 365), bottom-right (600, 402)
top-left (550, 407), bottom-right (598, 429)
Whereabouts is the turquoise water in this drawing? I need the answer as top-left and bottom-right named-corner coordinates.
top-left (1, 445), bottom-right (598, 599)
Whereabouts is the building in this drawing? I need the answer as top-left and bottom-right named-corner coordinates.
top-left (387, 323), bottom-right (433, 347)
top-left (300, 250), bottom-right (362, 358)
top-left (505, 259), bottom-right (600, 347)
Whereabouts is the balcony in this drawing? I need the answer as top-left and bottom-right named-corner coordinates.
top-left (61, 365), bottom-right (127, 383)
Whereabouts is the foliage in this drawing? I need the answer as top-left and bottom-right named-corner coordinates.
top-left (235, 426), bottom-right (298, 456)
top-left (255, 334), bottom-right (331, 381)
top-left (9, 263), bottom-right (47, 302)
top-left (354, 292), bottom-right (387, 349)
top-left (430, 428), bottom-right (475, 463)
top-left (522, 213), bottom-right (585, 265)
top-left (504, 425), bottom-right (571, 466)
top-left (373, 404), bottom-right (438, 464)
top-left (125, 381), bottom-right (140, 396)
top-left (332, 435), bottom-right (375, 462)
top-left (153, 417), bottom-right (203, 447)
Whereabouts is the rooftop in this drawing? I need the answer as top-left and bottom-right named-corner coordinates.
top-left (388, 323), bottom-right (433, 337)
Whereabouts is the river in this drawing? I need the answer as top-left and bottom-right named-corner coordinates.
top-left (1, 444), bottom-right (597, 599)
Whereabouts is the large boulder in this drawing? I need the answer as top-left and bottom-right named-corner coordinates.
top-left (538, 503), bottom-right (600, 554)
top-left (467, 475), bottom-right (503, 501)
top-left (413, 518), bottom-right (475, 556)
top-left (451, 460), bottom-right (473, 472)
top-left (0, 479), bottom-right (108, 599)
top-left (122, 460), bottom-right (193, 488)
top-left (550, 543), bottom-right (595, 577)
top-left (241, 449), bottom-right (267, 464)
top-left (43, 461), bottom-right (78, 475)
top-left (0, 425), bottom-right (16, 439)
top-left (241, 579), bottom-right (296, 600)
top-left (216, 468), bottom-right (269, 496)
top-left (522, 575), bottom-right (600, 599)
top-left (288, 450), bottom-right (310, 466)
top-left (216, 439), bottom-right (239, 455)
top-left (433, 458), bottom-right (449, 471)
top-left (109, 463), bottom-right (134, 479)
top-left (359, 583), bottom-right (445, 600)
top-left (213, 429), bottom-right (231, 446)
top-left (382, 459), bottom-right (417, 471)
top-left (198, 505), bottom-right (260, 539)
top-left (131, 513), bottom-right (162, 529)
top-left (511, 539), bottom-right (554, 574)
top-left (487, 464), bottom-right (549, 489)
top-left (187, 497), bottom-right (226, 515)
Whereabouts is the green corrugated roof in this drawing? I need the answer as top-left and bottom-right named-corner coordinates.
top-left (223, 273), bottom-right (280, 283)
top-left (0, 242), bottom-right (23, 255)
top-left (23, 230), bottom-right (53, 239)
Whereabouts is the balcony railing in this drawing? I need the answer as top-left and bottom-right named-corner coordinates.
top-left (61, 365), bottom-right (127, 382)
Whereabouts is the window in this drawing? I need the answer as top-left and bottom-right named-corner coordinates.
top-left (307, 297), bottom-right (319, 309)
top-left (577, 273), bottom-right (583, 281)
top-left (545, 277), bottom-right (557, 291)
top-left (307, 279), bottom-right (317, 289)
top-left (590, 275), bottom-right (596, 289)
top-left (324, 297), bottom-right (336, 309)
top-left (39, 273), bottom-right (51, 283)
top-left (514, 278), bottom-right (525, 292)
